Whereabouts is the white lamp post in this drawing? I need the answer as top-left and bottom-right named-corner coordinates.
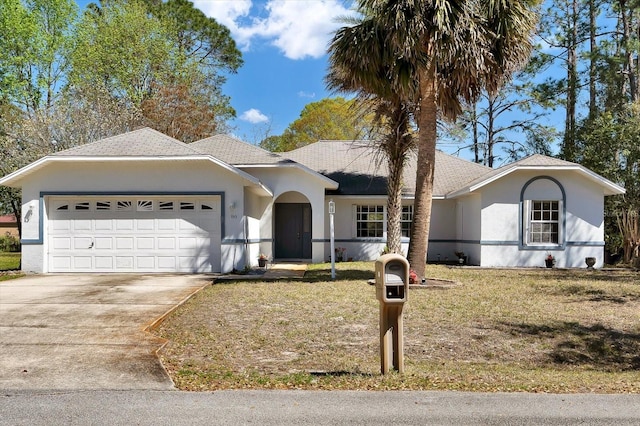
top-left (329, 199), bottom-right (336, 280)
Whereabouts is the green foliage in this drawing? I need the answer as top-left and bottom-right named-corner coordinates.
top-left (576, 104), bottom-right (640, 258)
top-left (0, 234), bottom-right (20, 253)
top-left (70, 0), bottom-right (176, 107)
top-left (0, 0), bottom-right (77, 112)
top-left (260, 97), bottom-right (373, 152)
top-left (144, 0), bottom-right (242, 75)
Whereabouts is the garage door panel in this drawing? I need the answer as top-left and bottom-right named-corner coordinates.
top-left (51, 237), bottom-right (71, 250)
top-left (95, 256), bottom-right (114, 269)
top-left (73, 220), bottom-right (92, 231)
top-left (136, 257), bottom-right (155, 269)
top-left (48, 196), bottom-right (221, 273)
top-left (157, 237), bottom-right (175, 250)
top-left (94, 219), bottom-right (113, 231)
top-left (116, 220), bottom-right (134, 231)
top-left (73, 257), bottom-right (92, 269)
top-left (94, 237), bottom-right (112, 250)
top-left (179, 220), bottom-right (198, 231)
top-left (136, 219), bottom-right (154, 231)
top-left (178, 237), bottom-right (197, 249)
top-left (115, 257), bottom-right (134, 269)
top-left (116, 237), bottom-right (134, 250)
top-left (51, 256), bottom-right (71, 270)
top-left (158, 257), bottom-right (176, 269)
top-left (157, 219), bottom-right (176, 230)
top-left (73, 237), bottom-right (93, 249)
top-left (51, 220), bottom-right (71, 231)
top-left (136, 237), bottom-right (154, 250)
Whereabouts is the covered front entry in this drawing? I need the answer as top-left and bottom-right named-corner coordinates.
top-left (274, 203), bottom-right (311, 260)
top-left (46, 195), bottom-right (221, 273)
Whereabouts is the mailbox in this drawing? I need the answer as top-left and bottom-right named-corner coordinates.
top-left (375, 253), bottom-right (409, 374)
top-left (375, 254), bottom-right (409, 304)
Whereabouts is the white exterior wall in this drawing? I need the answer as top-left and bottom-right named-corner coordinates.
top-left (450, 195), bottom-right (481, 265)
top-left (427, 199), bottom-right (457, 263)
top-left (324, 196), bottom-right (457, 262)
top-left (324, 196), bottom-right (388, 261)
top-left (479, 170), bottom-right (606, 268)
top-left (239, 166), bottom-right (330, 263)
top-left (244, 191), bottom-right (270, 267)
top-left (19, 160), bottom-right (249, 273)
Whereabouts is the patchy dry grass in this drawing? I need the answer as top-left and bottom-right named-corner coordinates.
top-left (156, 263), bottom-right (640, 393)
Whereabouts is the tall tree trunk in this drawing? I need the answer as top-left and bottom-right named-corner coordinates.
top-left (589, 0), bottom-right (597, 117)
top-left (407, 73), bottom-right (437, 279)
top-left (487, 94), bottom-right (496, 168)
top-left (563, 0), bottom-right (579, 161)
top-left (472, 105), bottom-right (480, 164)
top-left (620, 5), bottom-right (638, 102)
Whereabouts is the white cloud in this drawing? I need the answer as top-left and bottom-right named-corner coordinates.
top-left (298, 91), bottom-right (316, 98)
top-left (193, 0), bottom-right (355, 59)
top-left (240, 108), bottom-right (269, 123)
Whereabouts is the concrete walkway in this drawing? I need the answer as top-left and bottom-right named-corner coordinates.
top-left (0, 274), bottom-right (210, 391)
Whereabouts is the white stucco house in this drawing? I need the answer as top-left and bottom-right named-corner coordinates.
top-left (0, 127), bottom-right (625, 273)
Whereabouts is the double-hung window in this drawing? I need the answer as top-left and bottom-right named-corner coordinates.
top-left (401, 205), bottom-right (413, 238)
top-left (355, 205), bottom-right (384, 238)
top-left (354, 205), bottom-right (413, 238)
top-left (525, 200), bottom-right (561, 245)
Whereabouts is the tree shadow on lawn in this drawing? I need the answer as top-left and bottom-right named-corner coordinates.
top-left (499, 320), bottom-right (640, 371)
top-left (303, 267), bottom-right (374, 283)
top-left (516, 268), bottom-right (640, 285)
top-left (551, 285), bottom-right (637, 304)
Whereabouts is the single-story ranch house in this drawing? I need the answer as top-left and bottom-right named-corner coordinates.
top-left (0, 127), bottom-right (624, 273)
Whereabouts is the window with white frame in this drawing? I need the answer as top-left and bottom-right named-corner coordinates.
top-left (355, 205), bottom-right (384, 238)
top-left (526, 200), bottom-right (561, 244)
top-left (401, 205), bottom-right (413, 237)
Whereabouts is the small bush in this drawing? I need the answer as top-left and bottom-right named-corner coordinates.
top-left (0, 233), bottom-right (20, 252)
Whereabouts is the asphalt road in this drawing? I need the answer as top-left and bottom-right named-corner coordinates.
top-left (1, 389), bottom-right (639, 425)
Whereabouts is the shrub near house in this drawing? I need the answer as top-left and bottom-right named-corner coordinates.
top-left (0, 214), bottom-right (20, 252)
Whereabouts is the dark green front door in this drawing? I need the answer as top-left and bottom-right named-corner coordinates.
top-left (274, 203), bottom-right (311, 260)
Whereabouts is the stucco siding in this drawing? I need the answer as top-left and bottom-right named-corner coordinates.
top-left (241, 167), bottom-right (329, 263)
top-left (19, 160), bottom-right (248, 273)
top-left (478, 170), bottom-right (606, 268)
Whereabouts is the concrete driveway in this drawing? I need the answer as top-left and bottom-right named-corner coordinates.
top-left (0, 274), bottom-right (210, 391)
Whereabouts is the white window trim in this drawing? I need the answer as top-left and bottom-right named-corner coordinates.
top-left (523, 199), bottom-right (563, 246)
top-left (352, 204), bottom-right (414, 239)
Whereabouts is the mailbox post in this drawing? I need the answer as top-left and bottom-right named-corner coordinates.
top-left (375, 254), bottom-right (409, 374)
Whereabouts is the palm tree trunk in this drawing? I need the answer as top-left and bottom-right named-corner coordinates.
top-left (386, 153), bottom-right (404, 254)
top-left (407, 73), bottom-right (437, 279)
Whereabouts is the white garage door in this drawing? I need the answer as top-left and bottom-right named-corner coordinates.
top-left (47, 196), bottom-right (221, 273)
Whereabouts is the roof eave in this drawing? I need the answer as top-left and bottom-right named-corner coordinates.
top-left (0, 155), bottom-right (274, 196)
top-left (237, 163), bottom-right (339, 190)
top-left (446, 165), bottom-right (626, 198)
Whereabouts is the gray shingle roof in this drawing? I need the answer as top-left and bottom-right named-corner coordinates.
top-left (190, 134), bottom-right (293, 165)
top-left (458, 153), bottom-right (584, 192)
top-left (52, 127), bottom-right (201, 157)
top-left (282, 140), bottom-right (492, 196)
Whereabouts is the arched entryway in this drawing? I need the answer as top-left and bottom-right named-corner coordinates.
top-left (274, 192), bottom-right (312, 260)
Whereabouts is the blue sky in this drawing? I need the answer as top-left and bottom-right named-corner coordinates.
top-left (191, 0), bottom-right (356, 143)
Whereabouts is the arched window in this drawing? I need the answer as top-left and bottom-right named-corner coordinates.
top-left (520, 177), bottom-right (566, 248)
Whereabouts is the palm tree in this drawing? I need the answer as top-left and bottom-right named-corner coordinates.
top-left (328, 0), bottom-right (538, 278)
top-left (327, 15), bottom-right (417, 255)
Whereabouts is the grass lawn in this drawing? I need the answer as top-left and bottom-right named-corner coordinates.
top-left (0, 252), bottom-right (21, 271)
top-left (155, 263), bottom-right (640, 393)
